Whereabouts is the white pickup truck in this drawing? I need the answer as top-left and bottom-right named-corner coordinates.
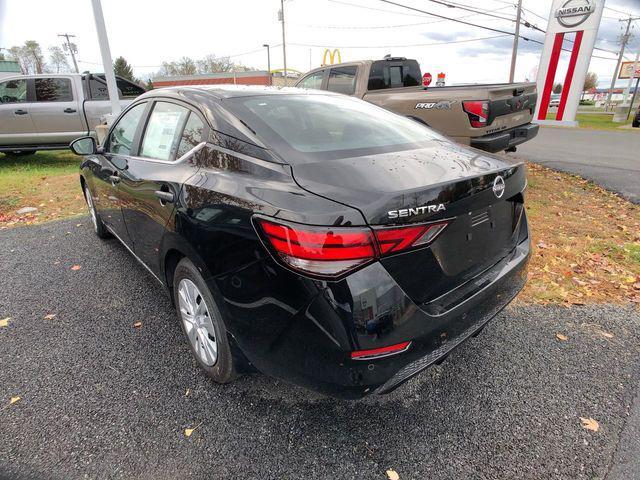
top-left (0, 73), bottom-right (145, 156)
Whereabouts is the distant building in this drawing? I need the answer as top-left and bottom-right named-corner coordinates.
top-left (0, 60), bottom-right (21, 79)
top-left (152, 70), bottom-right (271, 88)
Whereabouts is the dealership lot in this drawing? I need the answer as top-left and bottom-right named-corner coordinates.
top-left (517, 127), bottom-right (640, 204)
top-left (1, 218), bottom-right (639, 479)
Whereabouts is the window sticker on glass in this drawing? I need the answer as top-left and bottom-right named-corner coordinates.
top-left (141, 103), bottom-right (189, 160)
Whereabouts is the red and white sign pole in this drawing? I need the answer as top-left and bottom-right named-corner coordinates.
top-left (534, 0), bottom-right (604, 126)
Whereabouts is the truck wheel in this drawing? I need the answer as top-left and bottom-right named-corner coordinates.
top-left (4, 150), bottom-right (37, 157)
top-left (633, 120), bottom-right (639, 128)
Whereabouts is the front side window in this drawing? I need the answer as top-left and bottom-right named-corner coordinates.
top-left (298, 72), bottom-right (324, 90)
top-left (108, 102), bottom-right (147, 155)
top-left (326, 66), bottom-right (357, 95)
top-left (176, 113), bottom-right (205, 158)
top-left (227, 94), bottom-right (439, 159)
top-left (35, 78), bottom-right (73, 102)
top-left (0, 79), bottom-right (27, 104)
top-left (140, 102), bottom-right (190, 161)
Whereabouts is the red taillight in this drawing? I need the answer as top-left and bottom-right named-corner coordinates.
top-left (257, 219), bottom-right (377, 277)
top-left (255, 218), bottom-right (448, 278)
top-left (462, 100), bottom-right (489, 128)
top-left (374, 223), bottom-right (447, 255)
top-left (351, 341), bottom-right (411, 360)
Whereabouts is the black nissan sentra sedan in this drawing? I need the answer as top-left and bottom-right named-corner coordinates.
top-left (70, 85), bottom-right (530, 399)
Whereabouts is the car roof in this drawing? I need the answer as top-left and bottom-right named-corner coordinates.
top-left (140, 84), bottom-right (340, 102)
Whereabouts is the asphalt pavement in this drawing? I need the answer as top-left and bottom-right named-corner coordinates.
top-left (516, 127), bottom-right (640, 203)
top-left (1, 218), bottom-right (640, 480)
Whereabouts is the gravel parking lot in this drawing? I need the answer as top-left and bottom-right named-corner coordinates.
top-left (1, 218), bottom-right (640, 480)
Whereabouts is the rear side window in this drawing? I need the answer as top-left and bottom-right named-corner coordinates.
top-left (326, 66), bottom-right (357, 95)
top-left (298, 72), bottom-right (324, 90)
top-left (0, 79), bottom-right (27, 104)
top-left (140, 102), bottom-right (190, 161)
top-left (176, 113), bottom-right (205, 158)
top-left (87, 76), bottom-right (145, 99)
top-left (35, 78), bottom-right (73, 102)
top-left (108, 102), bottom-right (147, 155)
top-left (368, 60), bottom-right (421, 90)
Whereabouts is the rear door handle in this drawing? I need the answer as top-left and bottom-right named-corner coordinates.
top-left (154, 190), bottom-right (174, 204)
top-left (14, 109), bottom-right (28, 115)
top-left (64, 108), bottom-right (77, 113)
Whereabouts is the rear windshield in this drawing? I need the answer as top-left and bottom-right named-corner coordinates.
top-left (368, 60), bottom-right (421, 91)
top-left (224, 93), bottom-right (440, 161)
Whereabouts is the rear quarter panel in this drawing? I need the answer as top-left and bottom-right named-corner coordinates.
top-left (363, 82), bottom-right (536, 143)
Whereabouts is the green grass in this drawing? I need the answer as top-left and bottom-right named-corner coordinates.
top-left (0, 151), bottom-right (86, 226)
top-left (0, 151), bottom-right (80, 191)
top-left (546, 113), bottom-right (635, 130)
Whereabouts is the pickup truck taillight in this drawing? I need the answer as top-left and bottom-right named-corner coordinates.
top-left (463, 100), bottom-right (489, 128)
top-left (255, 218), bottom-right (448, 278)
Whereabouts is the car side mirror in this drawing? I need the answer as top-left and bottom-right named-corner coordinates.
top-left (70, 136), bottom-right (97, 156)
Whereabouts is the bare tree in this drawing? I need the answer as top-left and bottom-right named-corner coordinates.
top-left (552, 83), bottom-right (563, 94)
top-left (23, 40), bottom-right (46, 74)
top-left (8, 46), bottom-right (31, 74)
top-left (49, 46), bottom-right (69, 73)
top-left (583, 72), bottom-right (598, 92)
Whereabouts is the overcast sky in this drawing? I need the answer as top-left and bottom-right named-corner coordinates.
top-left (1, 0), bottom-right (639, 87)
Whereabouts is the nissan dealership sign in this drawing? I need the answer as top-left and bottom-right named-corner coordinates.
top-left (555, 0), bottom-right (595, 28)
top-left (535, 0), bottom-right (603, 127)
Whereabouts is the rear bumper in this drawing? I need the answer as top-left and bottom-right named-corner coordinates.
top-left (470, 123), bottom-right (539, 153)
top-left (218, 221), bottom-right (531, 399)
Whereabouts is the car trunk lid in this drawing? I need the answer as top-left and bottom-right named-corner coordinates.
top-left (289, 141), bottom-right (527, 305)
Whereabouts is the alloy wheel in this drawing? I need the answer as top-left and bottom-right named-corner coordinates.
top-left (178, 278), bottom-right (218, 366)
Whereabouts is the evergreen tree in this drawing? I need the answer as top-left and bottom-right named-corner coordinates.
top-left (113, 56), bottom-right (135, 81)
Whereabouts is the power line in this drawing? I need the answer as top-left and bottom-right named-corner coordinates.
top-left (378, 0), bottom-right (621, 61)
top-left (292, 5), bottom-right (515, 29)
top-left (421, 0), bottom-right (518, 23)
top-left (289, 34), bottom-right (510, 49)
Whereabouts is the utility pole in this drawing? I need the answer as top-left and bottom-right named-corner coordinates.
top-left (279, 0), bottom-right (287, 84)
top-left (58, 33), bottom-right (79, 73)
top-left (509, 0), bottom-right (522, 83)
top-left (262, 44), bottom-right (271, 86)
top-left (606, 16), bottom-right (639, 108)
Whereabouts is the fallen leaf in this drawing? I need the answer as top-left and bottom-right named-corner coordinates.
top-left (556, 333), bottom-right (568, 341)
top-left (184, 421), bottom-right (202, 437)
top-left (133, 321), bottom-right (142, 329)
top-left (10, 396), bottom-right (20, 405)
top-left (70, 265), bottom-right (81, 271)
top-left (537, 241), bottom-right (548, 249)
top-left (599, 331), bottom-right (614, 339)
top-left (185, 388), bottom-right (191, 397)
top-left (386, 470), bottom-right (400, 480)
top-left (0, 317), bottom-right (10, 327)
top-left (76, 224), bottom-right (82, 227)
top-left (580, 417), bottom-right (599, 432)
top-left (44, 314), bottom-right (56, 320)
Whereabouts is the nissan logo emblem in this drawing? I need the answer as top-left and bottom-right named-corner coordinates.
top-left (555, 0), bottom-right (595, 28)
top-left (493, 176), bottom-right (506, 198)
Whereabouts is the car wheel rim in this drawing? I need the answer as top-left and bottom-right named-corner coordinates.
top-left (178, 278), bottom-right (218, 367)
top-left (84, 186), bottom-right (98, 232)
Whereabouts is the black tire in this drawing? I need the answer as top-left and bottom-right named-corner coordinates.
top-left (633, 119), bottom-right (639, 128)
top-left (173, 257), bottom-right (238, 383)
top-left (5, 150), bottom-right (36, 157)
top-left (83, 184), bottom-right (110, 239)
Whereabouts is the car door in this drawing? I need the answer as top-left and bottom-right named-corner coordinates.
top-left (0, 78), bottom-right (38, 145)
top-left (90, 101), bottom-right (149, 246)
top-left (118, 99), bottom-right (207, 277)
top-left (30, 77), bottom-right (85, 144)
